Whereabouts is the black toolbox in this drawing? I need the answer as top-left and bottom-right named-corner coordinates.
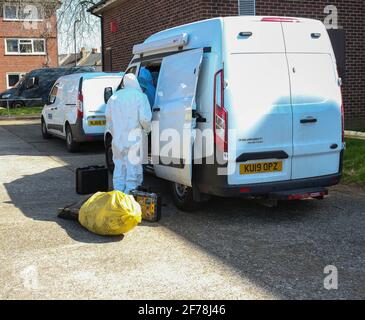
top-left (76, 166), bottom-right (109, 195)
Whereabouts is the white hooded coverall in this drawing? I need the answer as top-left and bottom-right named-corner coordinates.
top-left (105, 74), bottom-right (152, 193)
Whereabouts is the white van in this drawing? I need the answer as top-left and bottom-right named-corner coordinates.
top-left (105, 16), bottom-right (344, 211)
top-left (42, 72), bottom-right (123, 152)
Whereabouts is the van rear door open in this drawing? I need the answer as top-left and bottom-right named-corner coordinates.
top-left (282, 21), bottom-right (342, 179)
top-left (152, 48), bottom-right (203, 187)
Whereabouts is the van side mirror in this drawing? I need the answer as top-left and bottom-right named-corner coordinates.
top-left (47, 94), bottom-right (56, 105)
top-left (104, 87), bottom-right (113, 104)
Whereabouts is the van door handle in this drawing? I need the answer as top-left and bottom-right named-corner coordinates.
top-left (153, 107), bottom-right (160, 112)
top-left (300, 117), bottom-right (317, 124)
top-left (239, 32), bottom-right (253, 37)
top-left (236, 151), bottom-right (289, 162)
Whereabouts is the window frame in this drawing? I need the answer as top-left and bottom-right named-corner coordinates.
top-left (5, 38), bottom-right (46, 55)
top-left (126, 66), bottom-right (138, 75)
top-left (6, 72), bottom-right (26, 89)
top-left (139, 60), bottom-right (162, 81)
top-left (117, 63), bottom-right (140, 91)
top-left (48, 82), bottom-right (60, 105)
top-left (138, 61), bottom-right (162, 107)
top-left (3, 3), bottom-right (43, 22)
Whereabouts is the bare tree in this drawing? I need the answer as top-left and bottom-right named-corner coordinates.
top-left (0, 0), bottom-right (101, 55)
top-left (56, 0), bottom-right (101, 54)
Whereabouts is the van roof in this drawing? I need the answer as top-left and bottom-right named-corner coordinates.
top-left (145, 16), bottom-right (323, 43)
top-left (58, 72), bottom-right (124, 81)
top-left (27, 67), bottom-right (96, 75)
top-left (140, 16), bottom-right (323, 57)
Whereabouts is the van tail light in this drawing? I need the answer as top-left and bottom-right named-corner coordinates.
top-left (261, 17), bottom-right (300, 23)
top-left (77, 78), bottom-right (84, 119)
top-left (77, 92), bottom-right (84, 119)
top-left (341, 103), bottom-right (345, 143)
top-left (240, 187), bottom-right (252, 194)
top-left (214, 69), bottom-right (228, 153)
top-left (287, 190), bottom-right (328, 200)
top-left (339, 87), bottom-right (344, 143)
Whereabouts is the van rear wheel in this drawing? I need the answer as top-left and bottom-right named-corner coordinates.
top-left (66, 125), bottom-right (80, 153)
top-left (171, 182), bottom-right (199, 212)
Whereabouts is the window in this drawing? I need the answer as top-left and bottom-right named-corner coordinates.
top-left (49, 83), bottom-right (59, 104)
top-left (238, 0), bottom-right (256, 16)
top-left (19, 40), bottom-right (32, 53)
top-left (139, 61), bottom-right (161, 107)
top-left (5, 39), bottom-right (46, 55)
top-left (3, 3), bottom-right (43, 21)
top-left (33, 39), bottom-right (45, 53)
top-left (117, 65), bottom-right (138, 91)
top-left (6, 39), bottom-right (18, 53)
top-left (4, 4), bottom-right (17, 19)
top-left (126, 66), bottom-right (137, 75)
top-left (6, 73), bottom-right (26, 89)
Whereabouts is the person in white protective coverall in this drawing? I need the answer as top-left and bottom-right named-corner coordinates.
top-left (105, 74), bottom-right (152, 193)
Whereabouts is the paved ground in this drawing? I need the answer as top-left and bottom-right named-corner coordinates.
top-left (0, 119), bottom-right (364, 300)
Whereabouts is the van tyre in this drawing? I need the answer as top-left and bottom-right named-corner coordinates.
top-left (171, 182), bottom-right (200, 212)
top-left (66, 125), bottom-right (80, 153)
top-left (105, 135), bottom-right (114, 174)
top-left (41, 118), bottom-right (52, 139)
top-left (12, 101), bottom-right (25, 109)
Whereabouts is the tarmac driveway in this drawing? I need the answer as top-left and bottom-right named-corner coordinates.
top-left (0, 119), bottom-right (364, 300)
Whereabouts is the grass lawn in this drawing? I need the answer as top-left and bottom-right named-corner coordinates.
top-left (343, 138), bottom-right (365, 185)
top-left (0, 106), bottom-right (42, 117)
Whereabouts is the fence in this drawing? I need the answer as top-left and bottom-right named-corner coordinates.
top-left (0, 98), bottom-right (43, 118)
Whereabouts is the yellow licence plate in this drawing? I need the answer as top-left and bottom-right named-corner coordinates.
top-left (240, 161), bottom-right (283, 175)
top-left (88, 120), bottom-right (106, 126)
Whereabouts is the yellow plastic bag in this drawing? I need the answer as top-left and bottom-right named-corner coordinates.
top-left (79, 191), bottom-right (142, 236)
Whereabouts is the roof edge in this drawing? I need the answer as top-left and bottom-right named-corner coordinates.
top-left (88, 0), bottom-right (121, 15)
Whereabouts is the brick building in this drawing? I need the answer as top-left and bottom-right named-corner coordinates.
top-left (0, 0), bottom-right (59, 92)
top-left (89, 0), bottom-right (364, 129)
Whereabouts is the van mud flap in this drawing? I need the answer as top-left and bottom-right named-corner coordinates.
top-left (268, 188), bottom-right (328, 200)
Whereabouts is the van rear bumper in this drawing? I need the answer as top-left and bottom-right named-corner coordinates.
top-left (196, 150), bottom-right (344, 198)
top-left (199, 173), bottom-right (342, 198)
top-left (70, 118), bottom-right (104, 143)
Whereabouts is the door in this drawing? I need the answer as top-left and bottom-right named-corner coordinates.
top-left (282, 21), bottom-right (342, 179)
top-left (52, 81), bottom-right (65, 135)
top-left (223, 19), bottom-right (293, 186)
top-left (45, 83), bottom-right (61, 134)
top-left (287, 53), bottom-right (342, 179)
top-left (152, 48), bottom-right (203, 187)
top-left (226, 53), bottom-right (293, 185)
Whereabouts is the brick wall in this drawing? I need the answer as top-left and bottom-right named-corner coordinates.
top-left (102, 0), bottom-right (238, 72)
top-left (255, 0), bottom-right (365, 130)
top-left (100, 0), bottom-right (364, 129)
top-left (0, 15), bottom-right (58, 93)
